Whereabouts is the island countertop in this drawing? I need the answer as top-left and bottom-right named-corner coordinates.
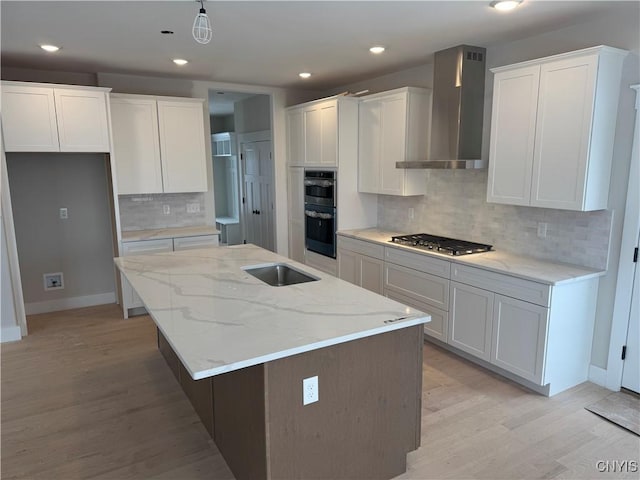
top-left (114, 244), bottom-right (430, 380)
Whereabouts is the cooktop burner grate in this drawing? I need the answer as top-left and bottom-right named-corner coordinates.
top-left (390, 233), bottom-right (492, 256)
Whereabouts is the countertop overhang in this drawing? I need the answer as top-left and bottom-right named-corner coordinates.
top-left (114, 245), bottom-right (430, 380)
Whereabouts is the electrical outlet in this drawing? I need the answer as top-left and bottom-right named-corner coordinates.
top-left (537, 222), bottom-right (548, 239)
top-left (187, 203), bottom-right (200, 213)
top-left (59, 207), bottom-right (68, 220)
top-left (163, 204), bottom-right (171, 215)
top-left (43, 272), bottom-right (64, 291)
top-left (408, 208), bottom-right (415, 220)
top-left (302, 375), bottom-right (318, 405)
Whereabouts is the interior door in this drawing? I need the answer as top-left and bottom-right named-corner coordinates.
top-left (242, 140), bottom-right (274, 251)
top-left (621, 229), bottom-right (640, 393)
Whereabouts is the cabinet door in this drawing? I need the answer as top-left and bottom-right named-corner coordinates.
top-left (157, 100), bottom-right (208, 193)
top-left (1, 85), bottom-right (59, 152)
top-left (385, 288), bottom-right (448, 343)
top-left (319, 101), bottom-right (337, 166)
top-left (384, 263), bottom-right (449, 311)
top-left (110, 97), bottom-right (163, 194)
top-left (448, 281), bottom-right (494, 361)
top-left (337, 248), bottom-right (358, 285)
top-left (358, 98), bottom-right (382, 193)
top-left (53, 88), bottom-right (110, 152)
top-left (531, 54), bottom-right (598, 210)
top-left (302, 100), bottom-right (337, 167)
top-left (379, 93), bottom-right (407, 195)
top-left (287, 108), bottom-right (304, 165)
top-left (487, 66), bottom-right (540, 206)
top-left (491, 294), bottom-right (548, 384)
top-left (359, 255), bottom-right (384, 295)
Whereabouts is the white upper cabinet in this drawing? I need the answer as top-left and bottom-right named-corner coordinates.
top-left (487, 46), bottom-right (627, 211)
top-left (110, 97), bottom-right (163, 194)
top-left (287, 98), bottom-right (338, 167)
top-left (358, 87), bottom-right (431, 196)
top-left (1, 82), bottom-right (110, 153)
top-left (157, 100), bottom-right (208, 193)
top-left (110, 94), bottom-right (208, 194)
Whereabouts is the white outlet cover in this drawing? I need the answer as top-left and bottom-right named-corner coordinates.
top-left (303, 375), bottom-right (319, 405)
top-left (43, 272), bottom-right (64, 291)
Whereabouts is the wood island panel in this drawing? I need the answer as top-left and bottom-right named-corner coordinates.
top-left (158, 325), bottom-right (424, 480)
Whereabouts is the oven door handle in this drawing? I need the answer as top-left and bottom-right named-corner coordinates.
top-left (305, 210), bottom-right (334, 220)
top-left (304, 179), bottom-right (335, 187)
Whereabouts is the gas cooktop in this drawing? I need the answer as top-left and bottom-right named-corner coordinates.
top-left (390, 233), bottom-right (492, 256)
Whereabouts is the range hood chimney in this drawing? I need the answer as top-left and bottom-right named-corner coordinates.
top-left (397, 45), bottom-right (487, 169)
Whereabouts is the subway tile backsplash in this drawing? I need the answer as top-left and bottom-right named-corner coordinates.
top-left (119, 193), bottom-right (207, 230)
top-left (377, 170), bottom-right (612, 270)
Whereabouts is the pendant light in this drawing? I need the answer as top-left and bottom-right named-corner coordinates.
top-left (192, 0), bottom-right (212, 45)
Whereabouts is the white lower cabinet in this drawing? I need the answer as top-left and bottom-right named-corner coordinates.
top-left (337, 234), bottom-right (598, 395)
top-left (448, 282), bottom-right (494, 362)
top-left (337, 236), bottom-right (384, 294)
top-left (491, 294), bottom-right (548, 384)
top-left (121, 235), bottom-right (219, 316)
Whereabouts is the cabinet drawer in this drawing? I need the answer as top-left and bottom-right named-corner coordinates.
top-left (384, 263), bottom-right (449, 311)
top-left (385, 246), bottom-right (450, 278)
top-left (385, 289), bottom-right (448, 343)
top-left (173, 235), bottom-right (219, 251)
top-left (337, 236), bottom-right (384, 260)
top-left (121, 238), bottom-right (174, 255)
top-left (451, 264), bottom-right (550, 307)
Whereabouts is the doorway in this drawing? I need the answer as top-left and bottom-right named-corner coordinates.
top-left (240, 135), bottom-right (274, 251)
top-left (208, 90), bottom-right (274, 250)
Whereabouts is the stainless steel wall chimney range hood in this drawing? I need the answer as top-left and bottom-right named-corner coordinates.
top-left (397, 45), bottom-right (487, 169)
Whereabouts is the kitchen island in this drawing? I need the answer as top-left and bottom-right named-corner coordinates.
top-left (114, 244), bottom-right (430, 480)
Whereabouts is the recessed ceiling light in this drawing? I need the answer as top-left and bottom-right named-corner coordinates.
top-left (490, 0), bottom-right (522, 11)
top-left (369, 46), bottom-right (386, 54)
top-left (40, 44), bottom-right (60, 53)
top-left (299, 72), bottom-right (311, 79)
top-left (173, 58), bottom-right (188, 66)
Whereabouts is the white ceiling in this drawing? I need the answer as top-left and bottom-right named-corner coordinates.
top-left (1, 1), bottom-right (636, 92)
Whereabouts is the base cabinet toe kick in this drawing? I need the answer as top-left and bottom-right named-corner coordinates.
top-left (157, 326), bottom-right (424, 480)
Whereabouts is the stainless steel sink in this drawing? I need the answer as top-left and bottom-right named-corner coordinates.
top-left (242, 263), bottom-right (319, 287)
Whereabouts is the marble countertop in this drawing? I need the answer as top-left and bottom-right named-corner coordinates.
top-left (121, 225), bottom-right (220, 242)
top-left (338, 228), bottom-right (605, 286)
top-left (114, 244), bottom-right (430, 380)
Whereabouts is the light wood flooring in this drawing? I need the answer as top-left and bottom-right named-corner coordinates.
top-left (1, 304), bottom-right (638, 479)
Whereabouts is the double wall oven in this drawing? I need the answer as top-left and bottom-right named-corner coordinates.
top-left (304, 170), bottom-right (336, 258)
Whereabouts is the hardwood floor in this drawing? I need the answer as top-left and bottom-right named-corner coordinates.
top-left (2, 304), bottom-right (638, 479)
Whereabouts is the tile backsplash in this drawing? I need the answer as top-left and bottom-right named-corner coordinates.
top-left (377, 170), bottom-right (612, 270)
top-left (119, 193), bottom-right (207, 230)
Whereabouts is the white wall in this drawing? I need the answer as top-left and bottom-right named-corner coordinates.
top-left (326, 5), bottom-right (640, 371)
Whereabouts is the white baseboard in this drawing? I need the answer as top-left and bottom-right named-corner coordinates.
top-left (0, 325), bottom-right (22, 343)
top-left (588, 364), bottom-right (607, 387)
top-left (25, 292), bottom-right (116, 315)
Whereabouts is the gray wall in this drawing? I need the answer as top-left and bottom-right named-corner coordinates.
top-left (234, 94), bottom-right (271, 133)
top-left (6, 153), bottom-right (116, 304)
top-left (326, 5), bottom-right (639, 370)
top-left (210, 115), bottom-right (235, 133)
